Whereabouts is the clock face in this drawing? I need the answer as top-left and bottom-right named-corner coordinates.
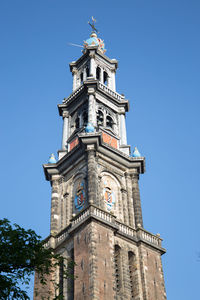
top-left (74, 180), bottom-right (86, 212)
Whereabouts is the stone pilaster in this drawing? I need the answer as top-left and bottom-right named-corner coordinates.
top-left (88, 88), bottom-right (96, 126)
top-left (62, 111), bottom-right (69, 150)
top-left (100, 68), bottom-right (104, 83)
top-left (50, 175), bottom-right (61, 235)
top-left (111, 69), bottom-right (116, 91)
top-left (89, 52), bottom-right (96, 78)
top-left (125, 173), bottom-right (135, 227)
top-left (87, 146), bottom-right (97, 205)
top-left (72, 67), bottom-right (78, 91)
top-left (119, 113), bottom-right (127, 145)
top-left (131, 172), bottom-right (143, 228)
top-left (83, 67), bottom-right (87, 81)
top-left (121, 188), bottom-right (129, 225)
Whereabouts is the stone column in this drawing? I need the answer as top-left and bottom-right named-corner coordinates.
top-left (62, 111), bottom-right (69, 150)
top-left (107, 75), bottom-right (111, 89)
top-left (87, 145), bottom-right (97, 205)
top-left (89, 52), bottom-right (96, 78)
top-left (50, 175), bottom-right (61, 235)
top-left (131, 172), bottom-right (143, 228)
top-left (72, 67), bottom-right (78, 91)
top-left (120, 113), bottom-right (127, 145)
top-left (88, 88), bottom-right (96, 126)
top-left (121, 188), bottom-right (129, 225)
top-left (125, 173), bottom-right (135, 227)
top-left (111, 69), bottom-right (116, 91)
top-left (83, 67), bottom-right (87, 81)
top-left (100, 68), bottom-right (104, 83)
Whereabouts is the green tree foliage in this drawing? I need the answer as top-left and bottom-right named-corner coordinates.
top-left (0, 218), bottom-right (73, 300)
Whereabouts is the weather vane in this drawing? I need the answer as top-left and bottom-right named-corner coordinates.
top-left (88, 16), bottom-right (99, 34)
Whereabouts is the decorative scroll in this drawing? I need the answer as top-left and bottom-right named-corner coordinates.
top-left (102, 132), bottom-right (118, 149)
top-left (69, 137), bottom-right (79, 151)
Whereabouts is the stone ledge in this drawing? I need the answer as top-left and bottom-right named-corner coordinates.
top-left (44, 205), bottom-right (166, 254)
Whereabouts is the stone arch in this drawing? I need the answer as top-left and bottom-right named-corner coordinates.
top-left (100, 171), bottom-right (123, 220)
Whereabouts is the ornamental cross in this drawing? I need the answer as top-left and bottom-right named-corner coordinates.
top-left (88, 16), bottom-right (99, 34)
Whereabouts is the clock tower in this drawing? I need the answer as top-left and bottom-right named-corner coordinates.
top-left (34, 22), bottom-right (167, 300)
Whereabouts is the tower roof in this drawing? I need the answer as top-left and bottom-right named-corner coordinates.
top-left (83, 32), bottom-right (106, 54)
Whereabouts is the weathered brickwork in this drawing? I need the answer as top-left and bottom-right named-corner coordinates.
top-left (138, 245), bottom-right (167, 300)
top-left (74, 221), bottom-right (115, 300)
top-left (33, 266), bottom-right (56, 300)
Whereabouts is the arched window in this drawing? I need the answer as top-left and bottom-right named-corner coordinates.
top-left (103, 71), bottom-right (108, 85)
top-left (114, 245), bottom-right (122, 294)
top-left (128, 251), bottom-right (136, 299)
top-left (86, 66), bottom-right (90, 78)
top-left (96, 67), bottom-right (101, 80)
top-left (80, 72), bottom-right (83, 84)
top-left (97, 110), bottom-right (104, 126)
top-left (106, 115), bottom-right (113, 129)
top-left (75, 116), bottom-right (79, 129)
top-left (82, 111), bottom-right (88, 126)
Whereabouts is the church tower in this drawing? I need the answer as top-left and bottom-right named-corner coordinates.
top-left (34, 21), bottom-right (167, 300)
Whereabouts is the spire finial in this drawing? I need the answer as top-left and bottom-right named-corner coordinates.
top-left (88, 16), bottom-right (99, 34)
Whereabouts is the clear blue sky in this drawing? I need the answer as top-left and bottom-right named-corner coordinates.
top-left (0, 0), bottom-right (200, 298)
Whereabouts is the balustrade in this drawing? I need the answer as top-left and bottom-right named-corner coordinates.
top-left (98, 82), bottom-right (123, 101)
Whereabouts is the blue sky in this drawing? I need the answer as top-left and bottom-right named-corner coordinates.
top-left (0, 0), bottom-right (200, 298)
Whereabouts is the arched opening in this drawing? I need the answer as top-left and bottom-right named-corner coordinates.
top-left (114, 245), bottom-right (122, 294)
top-left (75, 116), bottom-right (79, 129)
top-left (82, 111), bottom-right (88, 126)
top-left (97, 110), bottom-right (104, 126)
top-left (80, 72), bottom-right (83, 84)
top-left (86, 66), bottom-right (90, 78)
top-left (128, 251), bottom-right (136, 299)
top-left (96, 67), bottom-right (101, 80)
top-left (106, 115), bottom-right (113, 129)
top-left (103, 71), bottom-right (108, 85)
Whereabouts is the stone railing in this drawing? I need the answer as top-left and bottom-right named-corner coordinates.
top-left (56, 230), bottom-right (69, 244)
top-left (43, 206), bottom-right (163, 249)
top-left (92, 206), bottom-right (114, 223)
top-left (63, 85), bottom-right (84, 103)
top-left (137, 227), bottom-right (162, 247)
top-left (116, 221), bottom-right (137, 238)
top-left (43, 238), bottom-right (51, 248)
top-left (98, 82), bottom-right (123, 101)
top-left (71, 208), bottom-right (90, 227)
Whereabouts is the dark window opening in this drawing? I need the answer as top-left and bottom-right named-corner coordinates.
top-left (128, 251), bottom-right (135, 299)
top-left (86, 67), bottom-right (90, 78)
top-left (75, 116), bottom-right (79, 129)
top-left (114, 245), bottom-right (122, 293)
top-left (83, 111), bottom-right (88, 126)
top-left (96, 67), bottom-right (101, 80)
top-left (103, 71), bottom-right (108, 85)
top-left (106, 116), bottom-right (113, 128)
top-left (80, 72), bottom-right (83, 84)
top-left (97, 110), bottom-right (104, 126)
